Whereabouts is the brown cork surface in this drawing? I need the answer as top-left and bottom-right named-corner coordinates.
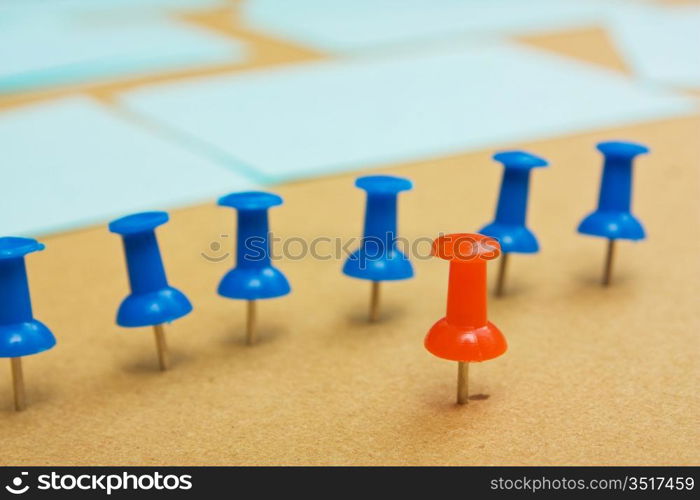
top-left (1, 13), bottom-right (698, 466)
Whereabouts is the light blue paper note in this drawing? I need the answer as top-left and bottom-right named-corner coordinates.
top-left (605, 4), bottom-right (700, 89)
top-left (241, 0), bottom-right (619, 53)
top-left (0, 15), bottom-right (246, 94)
top-left (120, 42), bottom-right (696, 182)
top-left (0, 0), bottom-right (224, 16)
top-left (0, 97), bottom-right (256, 237)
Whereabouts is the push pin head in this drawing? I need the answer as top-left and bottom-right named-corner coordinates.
top-left (0, 237), bottom-right (56, 358)
top-left (109, 212), bottom-right (192, 327)
top-left (0, 237), bottom-right (44, 259)
top-left (425, 233), bottom-right (505, 361)
top-left (343, 175), bottom-right (414, 282)
top-left (109, 211), bottom-right (168, 235)
top-left (578, 141), bottom-right (649, 241)
top-left (219, 191), bottom-right (283, 212)
top-left (355, 175), bottom-right (412, 195)
top-left (479, 151), bottom-right (548, 254)
top-left (217, 191), bottom-right (290, 300)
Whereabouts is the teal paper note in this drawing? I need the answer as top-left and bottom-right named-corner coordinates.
top-left (0, 14), bottom-right (246, 94)
top-left (0, 0), bottom-right (224, 16)
top-left (120, 42), bottom-right (697, 182)
top-left (605, 4), bottom-right (700, 89)
top-left (0, 98), bottom-right (256, 237)
top-left (241, 0), bottom-right (618, 53)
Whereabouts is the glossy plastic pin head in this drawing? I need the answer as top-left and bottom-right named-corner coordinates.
top-left (217, 191), bottom-right (290, 300)
top-left (218, 191), bottom-right (283, 211)
top-left (578, 141), bottom-right (649, 241)
top-left (479, 151), bottom-right (548, 254)
top-left (343, 175), bottom-right (414, 281)
top-left (109, 212), bottom-right (192, 327)
top-left (0, 237), bottom-right (56, 358)
top-left (425, 234), bottom-right (506, 362)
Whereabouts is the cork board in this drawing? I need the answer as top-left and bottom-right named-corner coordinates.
top-left (1, 10), bottom-right (698, 466)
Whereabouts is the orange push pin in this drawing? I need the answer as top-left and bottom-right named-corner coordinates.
top-left (425, 233), bottom-right (507, 405)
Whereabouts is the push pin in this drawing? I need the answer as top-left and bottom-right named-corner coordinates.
top-left (0, 237), bottom-right (56, 411)
top-left (218, 191), bottom-right (290, 345)
top-left (343, 175), bottom-right (414, 322)
top-left (425, 234), bottom-right (506, 405)
top-left (109, 212), bottom-right (192, 370)
top-left (578, 141), bottom-right (649, 286)
top-left (479, 151), bottom-right (548, 296)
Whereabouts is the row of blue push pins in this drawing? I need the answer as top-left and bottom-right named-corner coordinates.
top-left (0, 141), bottom-right (648, 411)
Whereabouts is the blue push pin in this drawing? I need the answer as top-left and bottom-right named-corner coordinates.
top-left (578, 141), bottom-right (649, 286)
top-left (479, 151), bottom-right (548, 296)
top-left (0, 237), bottom-right (56, 411)
top-left (109, 212), bottom-right (192, 370)
top-left (218, 191), bottom-right (290, 345)
top-left (343, 175), bottom-right (413, 322)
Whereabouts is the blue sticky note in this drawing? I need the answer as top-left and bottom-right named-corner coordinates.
top-left (0, 14), bottom-right (246, 94)
top-left (606, 4), bottom-right (700, 89)
top-left (0, 97), bottom-right (257, 236)
top-left (241, 0), bottom-right (615, 53)
top-left (120, 42), bottom-right (696, 183)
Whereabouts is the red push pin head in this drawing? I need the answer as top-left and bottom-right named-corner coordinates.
top-left (425, 233), bottom-right (507, 404)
